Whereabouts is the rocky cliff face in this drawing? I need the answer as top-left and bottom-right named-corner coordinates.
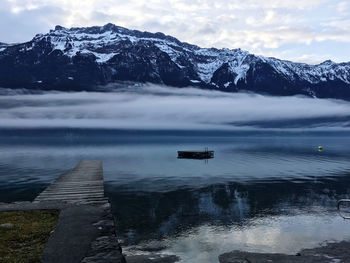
top-left (1, 23), bottom-right (349, 99)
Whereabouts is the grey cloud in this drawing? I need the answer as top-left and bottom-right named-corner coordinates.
top-left (196, 24), bottom-right (217, 36)
top-left (0, 5), bottom-right (65, 43)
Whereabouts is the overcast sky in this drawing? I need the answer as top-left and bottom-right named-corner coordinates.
top-left (1, 0), bottom-right (350, 64)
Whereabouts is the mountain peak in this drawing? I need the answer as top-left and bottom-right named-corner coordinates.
top-left (54, 25), bottom-right (66, 31)
top-left (320, 59), bottom-right (334, 65)
top-left (102, 23), bottom-right (119, 31)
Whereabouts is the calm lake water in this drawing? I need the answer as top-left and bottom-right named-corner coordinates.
top-left (1, 130), bottom-right (350, 262)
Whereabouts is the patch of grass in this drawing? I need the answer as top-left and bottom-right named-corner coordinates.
top-left (0, 210), bottom-right (59, 263)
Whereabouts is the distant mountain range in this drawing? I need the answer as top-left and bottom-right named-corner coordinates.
top-left (1, 23), bottom-right (350, 99)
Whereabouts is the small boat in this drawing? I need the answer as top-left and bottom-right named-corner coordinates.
top-left (177, 148), bottom-right (214, 159)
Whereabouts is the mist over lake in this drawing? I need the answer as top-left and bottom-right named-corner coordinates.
top-left (0, 84), bottom-right (349, 131)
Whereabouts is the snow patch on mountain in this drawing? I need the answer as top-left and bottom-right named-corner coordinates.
top-left (260, 57), bottom-right (350, 84)
top-left (194, 48), bottom-right (251, 83)
top-left (42, 25), bottom-right (193, 64)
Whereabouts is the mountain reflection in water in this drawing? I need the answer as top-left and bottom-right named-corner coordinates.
top-left (108, 174), bottom-right (350, 242)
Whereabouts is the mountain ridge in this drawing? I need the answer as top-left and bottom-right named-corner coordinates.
top-left (0, 23), bottom-right (349, 99)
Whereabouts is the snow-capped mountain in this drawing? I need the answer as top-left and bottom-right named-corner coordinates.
top-left (1, 23), bottom-right (350, 99)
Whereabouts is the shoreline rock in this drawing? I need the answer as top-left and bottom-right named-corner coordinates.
top-left (219, 240), bottom-right (350, 263)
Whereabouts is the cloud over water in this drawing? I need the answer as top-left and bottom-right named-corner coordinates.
top-left (0, 85), bottom-right (349, 131)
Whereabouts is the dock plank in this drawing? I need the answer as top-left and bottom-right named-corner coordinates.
top-left (34, 160), bottom-right (107, 205)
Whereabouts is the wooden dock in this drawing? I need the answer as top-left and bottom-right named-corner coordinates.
top-left (34, 160), bottom-right (108, 205)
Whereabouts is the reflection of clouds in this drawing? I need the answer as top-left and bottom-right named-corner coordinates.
top-left (198, 188), bottom-right (249, 220)
top-left (0, 85), bottom-right (349, 130)
top-left (158, 214), bottom-right (350, 262)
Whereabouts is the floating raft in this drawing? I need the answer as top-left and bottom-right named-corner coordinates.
top-left (34, 160), bottom-right (108, 205)
top-left (178, 150), bottom-right (214, 159)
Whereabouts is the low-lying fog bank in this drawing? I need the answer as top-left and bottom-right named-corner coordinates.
top-left (0, 84), bottom-right (349, 131)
